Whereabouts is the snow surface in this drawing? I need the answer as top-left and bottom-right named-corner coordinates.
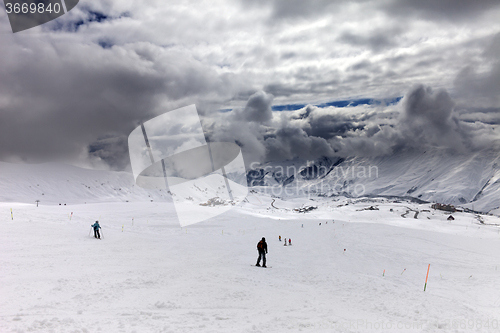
top-left (1, 162), bottom-right (500, 332)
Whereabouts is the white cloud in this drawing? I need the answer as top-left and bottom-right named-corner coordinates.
top-left (0, 0), bottom-right (499, 168)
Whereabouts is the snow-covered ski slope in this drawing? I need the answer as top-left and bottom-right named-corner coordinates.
top-left (2, 191), bottom-right (500, 332)
top-left (1, 160), bottom-right (500, 332)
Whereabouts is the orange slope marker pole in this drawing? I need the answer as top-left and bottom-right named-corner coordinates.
top-left (424, 264), bottom-right (430, 291)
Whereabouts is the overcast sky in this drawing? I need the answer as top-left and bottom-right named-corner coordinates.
top-left (0, 0), bottom-right (499, 170)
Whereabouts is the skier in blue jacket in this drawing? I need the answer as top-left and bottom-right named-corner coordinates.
top-left (91, 221), bottom-right (101, 239)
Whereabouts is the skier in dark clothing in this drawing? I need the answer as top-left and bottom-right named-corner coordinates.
top-left (91, 221), bottom-right (101, 239)
top-left (256, 237), bottom-right (268, 267)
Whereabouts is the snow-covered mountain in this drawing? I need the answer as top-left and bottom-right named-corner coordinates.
top-left (1, 147), bottom-right (499, 214)
top-left (247, 148), bottom-right (500, 213)
top-left (0, 161), bottom-right (244, 210)
top-left (0, 162), bottom-right (167, 205)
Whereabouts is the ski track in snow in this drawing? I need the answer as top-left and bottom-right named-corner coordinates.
top-left (1, 197), bottom-right (500, 333)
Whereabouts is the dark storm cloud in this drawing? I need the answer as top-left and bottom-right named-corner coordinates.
top-left (263, 83), bottom-right (304, 98)
top-left (237, 91), bottom-right (274, 123)
top-left (0, 0), bottom-right (498, 170)
top-left (402, 85), bottom-right (455, 126)
top-left (347, 60), bottom-right (374, 72)
top-left (265, 127), bottom-right (334, 162)
top-left (456, 109), bottom-right (500, 125)
top-left (264, 78), bottom-right (342, 100)
top-left (383, 0), bottom-right (500, 22)
top-left (267, 0), bottom-right (351, 19)
top-left (453, 33), bottom-right (500, 109)
top-left (88, 135), bottom-right (129, 170)
top-left (206, 83), bottom-right (498, 166)
top-left (0, 44), bottom-right (158, 165)
top-left (301, 108), bottom-right (365, 140)
top-left (240, 0), bottom-right (344, 20)
top-left (451, 32), bottom-right (500, 140)
top-left (243, 0), bottom-right (500, 25)
top-left (338, 28), bottom-right (402, 53)
top-left (202, 92), bottom-right (275, 165)
top-left (454, 65), bottom-right (500, 108)
top-left (263, 67), bottom-right (343, 101)
top-left (0, 35), bottom-right (243, 168)
top-left (398, 84), bottom-right (468, 151)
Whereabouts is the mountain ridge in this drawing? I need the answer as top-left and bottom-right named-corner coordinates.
top-left (247, 148), bottom-right (500, 214)
top-left (1, 147), bottom-right (499, 214)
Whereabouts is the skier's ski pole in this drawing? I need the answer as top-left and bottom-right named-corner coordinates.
top-left (89, 227), bottom-right (92, 237)
top-left (100, 228), bottom-right (104, 239)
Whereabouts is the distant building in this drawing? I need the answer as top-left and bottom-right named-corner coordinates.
top-left (431, 203), bottom-right (462, 213)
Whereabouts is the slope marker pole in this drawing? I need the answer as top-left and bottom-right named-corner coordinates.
top-left (424, 264), bottom-right (430, 291)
